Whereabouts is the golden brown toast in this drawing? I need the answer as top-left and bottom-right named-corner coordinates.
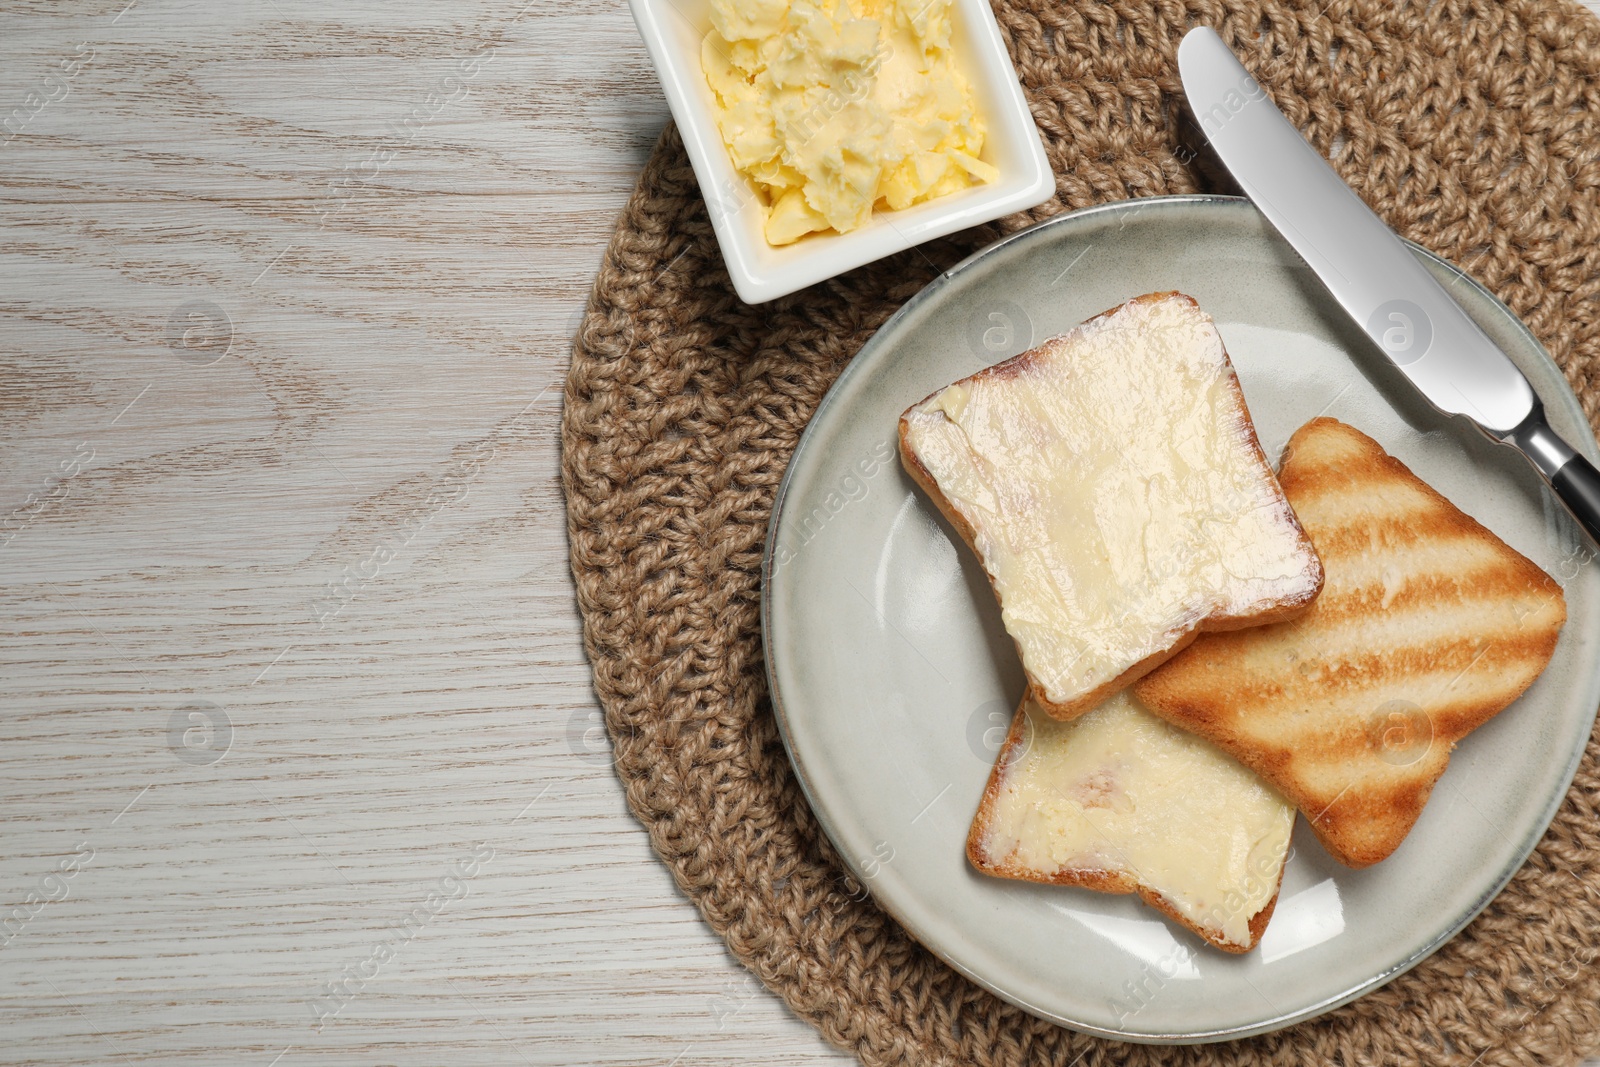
top-left (1134, 417), bottom-right (1567, 868)
top-left (968, 691), bottom-right (1294, 952)
top-left (899, 292), bottom-right (1323, 720)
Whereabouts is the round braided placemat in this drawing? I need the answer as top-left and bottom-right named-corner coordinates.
top-left (563, 1), bottom-right (1600, 1062)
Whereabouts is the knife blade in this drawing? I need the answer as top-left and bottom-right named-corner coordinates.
top-left (1179, 25), bottom-right (1600, 547)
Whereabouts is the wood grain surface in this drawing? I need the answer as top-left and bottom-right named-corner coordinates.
top-left (0, 1), bottom-right (847, 1063)
top-left (1, 1), bottom-right (1597, 1064)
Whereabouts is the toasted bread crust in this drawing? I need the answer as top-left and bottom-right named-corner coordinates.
top-left (1135, 417), bottom-right (1567, 868)
top-left (965, 700), bottom-right (1285, 952)
top-left (900, 291), bottom-right (1323, 720)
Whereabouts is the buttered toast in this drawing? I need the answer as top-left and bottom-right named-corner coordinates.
top-left (968, 691), bottom-right (1294, 952)
top-left (900, 292), bottom-right (1323, 720)
top-left (1134, 418), bottom-right (1567, 868)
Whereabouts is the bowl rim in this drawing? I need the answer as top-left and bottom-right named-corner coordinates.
top-left (626, 0), bottom-right (1056, 303)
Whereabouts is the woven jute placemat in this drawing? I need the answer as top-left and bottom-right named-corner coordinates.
top-left (563, 1), bottom-right (1600, 1062)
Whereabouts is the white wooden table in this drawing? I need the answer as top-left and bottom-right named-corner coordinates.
top-left (2, 2), bottom-right (1597, 1063)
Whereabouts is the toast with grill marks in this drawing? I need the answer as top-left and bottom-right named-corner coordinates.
top-left (1134, 418), bottom-right (1566, 868)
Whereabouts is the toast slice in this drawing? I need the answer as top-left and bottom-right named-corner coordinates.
top-left (900, 292), bottom-right (1323, 720)
top-left (1134, 418), bottom-right (1567, 868)
top-left (968, 690), bottom-right (1295, 952)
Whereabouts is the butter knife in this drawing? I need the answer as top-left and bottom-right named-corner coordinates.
top-left (1179, 26), bottom-right (1600, 547)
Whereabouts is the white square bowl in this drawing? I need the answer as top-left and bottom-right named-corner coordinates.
top-left (628, 0), bottom-right (1056, 304)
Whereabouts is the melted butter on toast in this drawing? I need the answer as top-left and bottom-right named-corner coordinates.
top-left (977, 691), bottom-right (1294, 949)
top-left (901, 293), bottom-right (1321, 716)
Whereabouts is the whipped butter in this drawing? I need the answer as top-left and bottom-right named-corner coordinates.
top-left (980, 692), bottom-right (1294, 948)
top-left (902, 294), bottom-right (1318, 713)
top-left (700, 0), bottom-right (997, 245)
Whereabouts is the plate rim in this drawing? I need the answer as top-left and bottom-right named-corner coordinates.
top-left (760, 193), bottom-right (1600, 1043)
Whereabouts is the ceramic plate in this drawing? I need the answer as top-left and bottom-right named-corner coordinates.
top-left (761, 196), bottom-right (1600, 1042)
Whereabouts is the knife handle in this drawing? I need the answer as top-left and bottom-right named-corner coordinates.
top-left (1552, 456), bottom-right (1600, 547)
top-left (1506, 407), bottom-right (1600, 549)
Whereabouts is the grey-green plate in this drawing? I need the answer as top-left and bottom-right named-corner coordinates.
top-left (760, 196), bottom-right (1600, 1043)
